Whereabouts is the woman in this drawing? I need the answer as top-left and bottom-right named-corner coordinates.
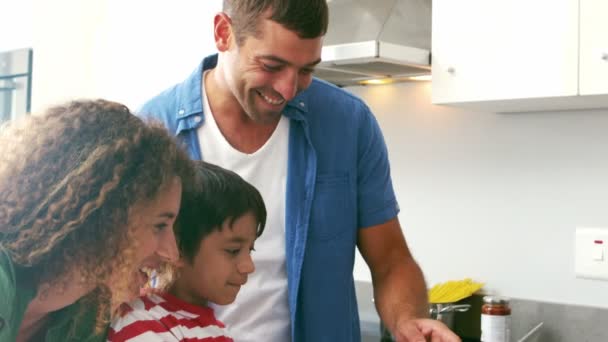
top-left (0, 99), bottom-right (193, 341)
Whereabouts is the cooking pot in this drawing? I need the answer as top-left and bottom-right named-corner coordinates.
top-left (429, 303), bottom-right (471, 330)
top-left (379, 303), bottom-right (471, 340)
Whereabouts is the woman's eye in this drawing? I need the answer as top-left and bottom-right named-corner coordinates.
top-left (225, 249), bottom-right (240, 256)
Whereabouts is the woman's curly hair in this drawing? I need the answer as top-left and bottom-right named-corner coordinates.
top-left (0, 99), bottom-right (193, 333)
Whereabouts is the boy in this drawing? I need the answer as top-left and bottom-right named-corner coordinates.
top-left (108, 161), bottom-right (266, 341)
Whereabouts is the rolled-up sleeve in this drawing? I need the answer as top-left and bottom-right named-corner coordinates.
top-left (356, 107), bottom-right (400, 229)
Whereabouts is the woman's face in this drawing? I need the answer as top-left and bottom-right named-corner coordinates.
top-left (108, 176), bottom-right (182, 302)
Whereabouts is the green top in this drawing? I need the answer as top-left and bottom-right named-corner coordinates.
top-left (0, 247), bottom-right (106, 342)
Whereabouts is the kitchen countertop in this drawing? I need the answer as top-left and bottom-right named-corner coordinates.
top-left (357, 280), bottom-right (608, 341)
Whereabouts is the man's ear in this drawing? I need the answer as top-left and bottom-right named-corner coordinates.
top-left (214, 12), bottom-right (234, 52)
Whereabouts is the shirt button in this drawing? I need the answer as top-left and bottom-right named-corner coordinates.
top-left (193, 116), bottom-right (202, 123)
top-left (299, 102), bottom-right (305, 107)
top-left (178, 109), bottom-right (185, 115)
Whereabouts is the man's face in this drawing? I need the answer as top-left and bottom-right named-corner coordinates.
top-left (222, 17), bottom-right (323, 124)
top-left (174, 212), bottom-right (259, 305)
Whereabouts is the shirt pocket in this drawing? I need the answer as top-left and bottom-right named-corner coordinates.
top-left (308, 173), bottom-right (356, 241)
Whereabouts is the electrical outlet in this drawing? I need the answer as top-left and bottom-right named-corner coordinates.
top-left (575, 227), bottom-right (608, 280)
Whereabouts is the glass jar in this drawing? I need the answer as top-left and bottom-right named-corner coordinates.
top-left (480, 296), bottom-right (511, 342)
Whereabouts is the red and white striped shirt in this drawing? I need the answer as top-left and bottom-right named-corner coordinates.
top-left (108, 292), bottom-right (233, 342)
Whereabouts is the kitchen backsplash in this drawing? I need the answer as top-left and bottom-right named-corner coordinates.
top-left (356, 280), bottom-right (608, 342)
top-left (347, 81), bottom-right (608, 309)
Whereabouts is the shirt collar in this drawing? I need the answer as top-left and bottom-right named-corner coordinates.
top-left (175, 55), bottom-right (216, 120)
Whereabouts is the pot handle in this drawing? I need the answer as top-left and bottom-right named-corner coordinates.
top-left (429, 304), bottom-right (472, 315)
top-left (446, 304), bottom-right (471, 313)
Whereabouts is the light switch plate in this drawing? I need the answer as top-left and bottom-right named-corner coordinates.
top-left (575, 227), bottom-right (608, 280)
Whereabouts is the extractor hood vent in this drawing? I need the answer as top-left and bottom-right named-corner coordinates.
top-left (316, 0), bottom-right (431, 86)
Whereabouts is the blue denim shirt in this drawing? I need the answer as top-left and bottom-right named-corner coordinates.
top-left (138, 54), bottom-right (400, 342)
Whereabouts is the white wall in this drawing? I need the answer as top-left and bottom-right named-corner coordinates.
top-left (0, 0), bottom-right (33, 52)
top-left (348, 81), bottom-right (608, 308)
top-left (28, 0), bottom-right (221, 112)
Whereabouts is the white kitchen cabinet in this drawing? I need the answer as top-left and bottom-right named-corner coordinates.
top-left (432, 0), bottom-right (608, 112)
top-left (580, 0), bottom-right (608, 95)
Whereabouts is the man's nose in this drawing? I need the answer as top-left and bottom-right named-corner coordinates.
top-left (156, 228), bottom-right (179, 263)
top-left (274, 70), bottom-right (298, 102)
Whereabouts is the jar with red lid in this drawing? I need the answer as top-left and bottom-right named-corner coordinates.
top-left (480, 296), bottom-right (511, 342)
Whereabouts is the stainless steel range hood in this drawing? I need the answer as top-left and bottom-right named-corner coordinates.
top-left (316, 0), bottom-right (431, 86)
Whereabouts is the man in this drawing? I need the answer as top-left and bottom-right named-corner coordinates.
top-left (138, 1), bottom-right (460, 341)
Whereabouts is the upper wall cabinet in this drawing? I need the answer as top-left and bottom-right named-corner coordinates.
top-left (580, 0), bottom-right (608, 96)
top-left (431, 0), bottom-right (608, 113)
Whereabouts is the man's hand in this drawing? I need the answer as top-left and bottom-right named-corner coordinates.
top-left (358, 219), bottom-right (460, 341)
top-left (392, 318), bottom-right (461, 342)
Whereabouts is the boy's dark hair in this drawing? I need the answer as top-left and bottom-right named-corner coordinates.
top-left (223, 0), bottom-right (329, 46)
top-left (175, 161), bottom-right (266, 263)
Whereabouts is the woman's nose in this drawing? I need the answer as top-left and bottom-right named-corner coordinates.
top-left (156, 227), bottom-right (179, 263)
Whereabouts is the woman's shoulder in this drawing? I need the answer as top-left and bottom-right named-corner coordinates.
top-left (0, 246), bottom-right (19, 306)
top-left (44, 296), bottom-right (106, 342)
top-left (0, 246), bottom-right (32, 341)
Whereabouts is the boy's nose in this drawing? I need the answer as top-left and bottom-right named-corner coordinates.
top-left (238, 255), bottom-right (255, 274)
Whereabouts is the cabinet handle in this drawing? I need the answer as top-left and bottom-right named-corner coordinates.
top-left (447, 67), bottom-right (455, 74)
top-left (602, 53), bottom-right (608, 61)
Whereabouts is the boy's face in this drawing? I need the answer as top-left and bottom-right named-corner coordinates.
top-left (174, 212), bottom-right (258, 305)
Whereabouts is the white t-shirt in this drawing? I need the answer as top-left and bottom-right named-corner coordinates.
top-left (197, 74), bottom-right (291, 342)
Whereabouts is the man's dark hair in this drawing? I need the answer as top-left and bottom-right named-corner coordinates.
top-left (223, 0), bottom-right (329, 45)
